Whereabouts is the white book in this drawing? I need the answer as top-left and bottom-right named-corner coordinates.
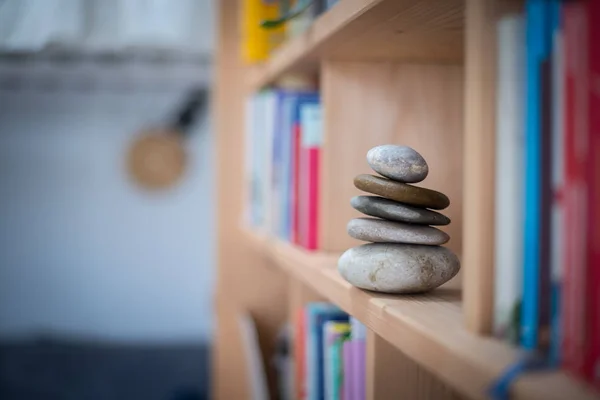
top-left (493, 14), bottom-right (525, 341)
top-left (261, 90), bottom-right (277, 234)
top-left (244, 94), bottom-right (259, 228)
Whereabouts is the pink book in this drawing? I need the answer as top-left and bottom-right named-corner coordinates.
top-left (299, 101), bottom-right (322, 251)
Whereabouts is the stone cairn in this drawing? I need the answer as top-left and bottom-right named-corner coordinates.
top-left (338, 145), bottom-right (460, 294)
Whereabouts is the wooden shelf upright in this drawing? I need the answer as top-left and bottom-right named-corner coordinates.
top-left (212, 0), bottom-right (600, 399)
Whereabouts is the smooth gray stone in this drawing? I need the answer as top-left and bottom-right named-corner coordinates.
top-left (367, 145), bottom-right (428, 183)
top-left (351, 196), bottom-right (450, 225)
top-left (338, 243), bottom-right (460, 293)
top-left (347, 218), bottom-right (449, 245)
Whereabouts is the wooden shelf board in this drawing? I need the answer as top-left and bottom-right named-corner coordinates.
top-left (244, 230), bottom-right (599, 400)
top-left (248, 0), bottom-right (465, 90)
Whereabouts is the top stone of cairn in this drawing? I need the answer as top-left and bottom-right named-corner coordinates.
top-left (366, 145), bottom-right (428, 183)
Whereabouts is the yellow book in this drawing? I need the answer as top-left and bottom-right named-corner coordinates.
top-left (241, 0), bottom-right (286, 63)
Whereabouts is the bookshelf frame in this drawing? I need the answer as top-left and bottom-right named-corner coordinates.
top-left (212, 0), bottom-right (600, 399)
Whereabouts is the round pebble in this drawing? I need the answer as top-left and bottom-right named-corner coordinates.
top-left (354, 174), bottom-right (450, 210)
top-left (337, 243), bottom-right (460, 293)
top-left (367, 145), bottom-right (428, 183)
top-left (351, 195), bottom-right (450, 225)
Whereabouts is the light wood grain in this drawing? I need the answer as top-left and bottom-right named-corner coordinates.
top-left (462, 0), bottom-right (499, 335)
top-left (248, 0), bottom-right (464, 89)
top-left (367, 330), bottom-right (463, 400)
top-left (245, 231), bottom-right (600, 400)
top-left (321, 62), bottom-right (464, 289)
top-left (213, 0), bottom-right (288, 398)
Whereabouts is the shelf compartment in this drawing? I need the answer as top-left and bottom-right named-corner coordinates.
top-left (244, 230), bottom-right (599, 400)
top-left (247, 0), bottom-right (465, 90)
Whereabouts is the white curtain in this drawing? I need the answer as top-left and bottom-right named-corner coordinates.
top-left (0, 0), bottom-right (212, 53)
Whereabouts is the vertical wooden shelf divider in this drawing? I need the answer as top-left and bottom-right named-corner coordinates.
top-left (462, 0), bottom-right (499, 335)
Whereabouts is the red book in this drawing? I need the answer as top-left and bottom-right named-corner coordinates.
top-left (562, 1), bottom-right (590, 377)
top-left (298, 100), bottom-right (322, 251)
top-left (585, 0), bottom-right (600, 388)
top-left (295, 308), bottom-right (306, 399)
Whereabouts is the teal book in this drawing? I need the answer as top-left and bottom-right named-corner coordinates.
top-left (323, 321), bottom-right (350, 400)
top-left (305, 303), bottom-right (348, 400)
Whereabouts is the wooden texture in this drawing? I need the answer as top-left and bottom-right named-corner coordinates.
top-left (248, 0), bottom-right (464, 89)
top-left (213, 0), bottom-right (288, 398)
top-left (462, 0), bottom-right (499, 335)
top-left (321, 62), bottom-right (464, 277)
top-left (367, 330), bottom-right (463, 400)
top-left (246, 231), bottom-right (600, 400)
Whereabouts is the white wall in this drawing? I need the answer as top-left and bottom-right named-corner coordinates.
top-left (0, 85), bottom-right (215, 343)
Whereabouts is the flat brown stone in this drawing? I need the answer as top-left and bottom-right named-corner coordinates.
top-left (353, 174), bottom-right (449, 210)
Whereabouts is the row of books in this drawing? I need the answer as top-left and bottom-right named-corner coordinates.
top-left (294, 303), bottom-right (366, 400)
top-left (492, 0), bottom-right (599, 388)
top-left (240, 0), bottom-right (339, 63)
top-left (245, 88), bottom-right (322, 250)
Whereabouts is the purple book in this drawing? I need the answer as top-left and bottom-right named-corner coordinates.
top-left (342, 340), bottom-right (353, 400)
top-left (351, 339), bottom-right (366, 400)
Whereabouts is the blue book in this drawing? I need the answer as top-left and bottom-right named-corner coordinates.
top-left (305, 303), bottom-right (348, 400)
top-left (548, 0), bottom-right (563, 365)
top-left (521, 0), bottom-right (553, 350)
top-left (271, 90), bottom-right (295, 236)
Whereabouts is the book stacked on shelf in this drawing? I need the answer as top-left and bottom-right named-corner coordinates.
top-left (240, 0), bottom-right (287, 63)
top-left (493, 0), bottom-right (599, 389)
top-left (245, 86), bottom-right (322, 250)
top-left (294, 303), bottom-right (366, 400)
top-left (240, 0), bottom-right (340, 63)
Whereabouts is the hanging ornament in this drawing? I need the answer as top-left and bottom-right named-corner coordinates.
top-left (127, 87), bottom-right (207, 190)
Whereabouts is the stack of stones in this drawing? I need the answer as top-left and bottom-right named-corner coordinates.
top-left (338, 145), bottom-right (460, 294)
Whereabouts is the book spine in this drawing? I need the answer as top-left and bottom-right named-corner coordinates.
top-left (586, 0), bottom-right (600, 388)
top-left (493, 13), bottom-right (525, 343)
top-left (537, 0), bottom-right (562, 354)
top-left (300, 102), bottom-right (323, 251)
top-left (562, 0), bottom-right (589, 376)
top-left (549, 1), bottom-right (565, 365)
top-left (323, 323), bottom-right (336, 400)
top-left (244, 94), bottom-right (256, 227)
top-left (280, 95), bottom-right (295, 241)
top-left (292, 120), bottom-right (302, 245)
top-left (262, 91), bottom-right (277, 234)
top-left (331, 336), bottom-right (346, 400)
top-left (521, 0), bottom-right (552, 350)
top-left (350, 339), bottom-right (366, 400)
top-left (296, 307), bottom-right (306, 400)
top-left (241, 0), bottom-right (286, 63)
top-left (323, 322), bottom-right (350, 400)
top-left (305, 304), bottom-right (347, 400)
top-left (342, 340), bottom-right (353, 400)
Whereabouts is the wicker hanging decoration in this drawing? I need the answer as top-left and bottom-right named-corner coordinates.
top-left (127, 88), bottom-right (207, 190)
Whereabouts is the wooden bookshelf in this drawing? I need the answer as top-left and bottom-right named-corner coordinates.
top-left (245, 231), bottom-right (598, 400)
top-left (213, 0), bottom-right (600, 399)
top-left (247, 0), bottom-right (465, 90)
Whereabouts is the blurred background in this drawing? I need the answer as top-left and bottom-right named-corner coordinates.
top-left (0, 1), bottom-right (216, 399)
